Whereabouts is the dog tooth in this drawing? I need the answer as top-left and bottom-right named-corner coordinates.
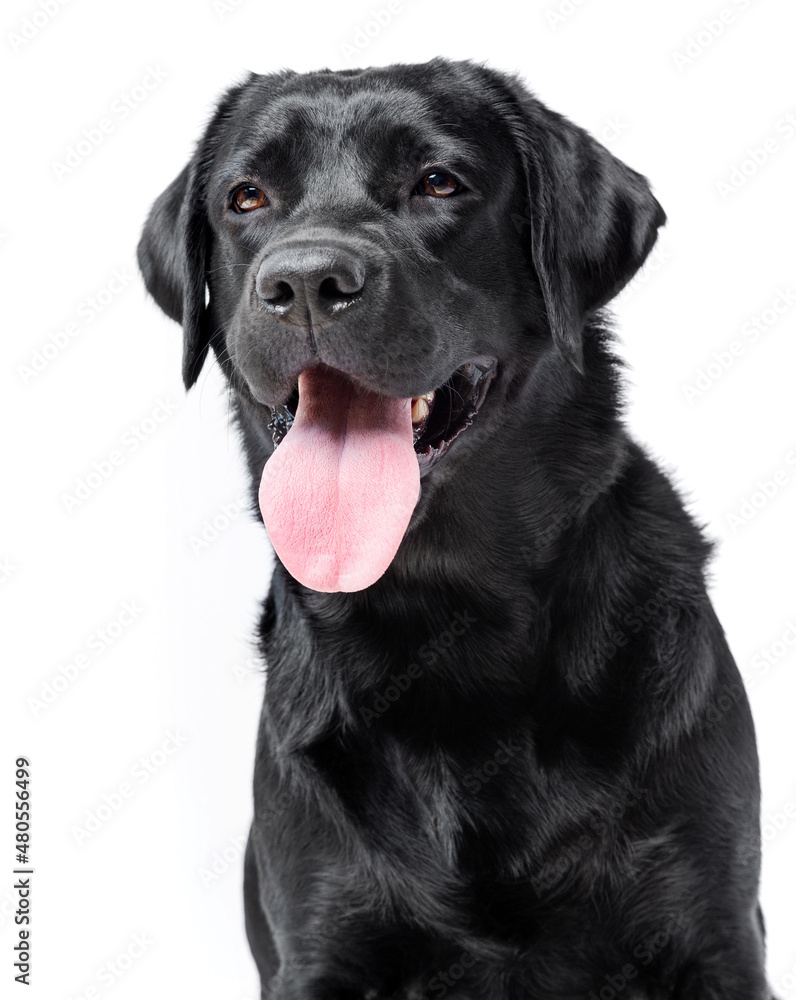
top-left (411, 396), bottom-right (430, 425)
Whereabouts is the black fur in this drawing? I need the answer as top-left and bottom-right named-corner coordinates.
top-left (138, 59), bottom-right (771, 1000)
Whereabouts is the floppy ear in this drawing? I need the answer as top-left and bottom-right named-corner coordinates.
top-left (137, 80), bottom-right (252, 389)
top-left (502, 82), bottom-right (666, 372)
top-left (137, 160), bottom-right (210, 388)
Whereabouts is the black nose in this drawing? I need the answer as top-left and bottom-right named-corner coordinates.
top-left (256, 245), bottom-right (366, 327)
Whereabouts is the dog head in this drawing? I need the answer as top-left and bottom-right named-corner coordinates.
top-left (138, 59), bottom-right (665, 592)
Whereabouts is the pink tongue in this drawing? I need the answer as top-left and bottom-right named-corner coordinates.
top-left (258, 366), bottom-right (420, 593)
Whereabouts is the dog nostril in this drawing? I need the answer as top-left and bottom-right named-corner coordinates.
top-left (263, 280), bottom-right (294, 308)
top-left (318, 275), bottom-right (363, 303)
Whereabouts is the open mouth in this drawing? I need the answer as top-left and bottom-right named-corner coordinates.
top-left (258, 358), bottom-right (497, 593)
top-left (266, 358), bottom-right (497, 473)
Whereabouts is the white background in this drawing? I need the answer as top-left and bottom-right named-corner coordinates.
top-left (2, 0), bottom-right (795, 997)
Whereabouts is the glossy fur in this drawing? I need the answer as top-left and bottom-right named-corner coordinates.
top-left (138, 59), bottom-right (771, 1000)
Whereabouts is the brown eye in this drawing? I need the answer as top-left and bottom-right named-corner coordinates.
top-left (232, 185), bottom-right (268, 212)
top-left (416, 171), bottom-right (462, 197)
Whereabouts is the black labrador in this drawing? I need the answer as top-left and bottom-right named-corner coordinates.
top-left (138, 59), bottom-right (772, 1000)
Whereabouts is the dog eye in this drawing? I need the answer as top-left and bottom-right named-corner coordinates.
top-left (415, 172), bottom-right (463, 198)
top-left (231, 185), bottom-right (268, 213)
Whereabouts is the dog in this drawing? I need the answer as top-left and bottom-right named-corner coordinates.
top-left (138, 58), bottom-right (772, 999)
